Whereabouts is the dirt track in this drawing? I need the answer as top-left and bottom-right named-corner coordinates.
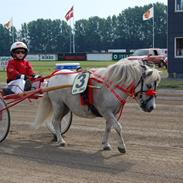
top-left (0, 89), bottom-right (183, 183)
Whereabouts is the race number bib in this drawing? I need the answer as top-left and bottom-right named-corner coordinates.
top-left (72, 72), bottom-right (90, 95)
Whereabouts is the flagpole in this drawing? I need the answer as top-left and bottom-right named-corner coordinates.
top-left (143, 6), bottom-right (154, 48)
top-left (152, 4), bottom-right (155, 48)
top-left (72, 6), bottom-right (75, 53)
top-left (65, 6), bottom-right (74, 53)
top-left (69, 20), bottom-right (72, 53)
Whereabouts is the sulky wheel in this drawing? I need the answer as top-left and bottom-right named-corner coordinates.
top-left (47, 111), bottom-right (72, 136)
top-left (0, 98), bottom-right (10, 143)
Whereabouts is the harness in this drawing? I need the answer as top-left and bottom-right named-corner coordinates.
top-left (48, 68), bottom-right (157, 118)
top-left (81, 69), bottom-right (157, 118)
top-left (93, 72), bottom-right (137, 102)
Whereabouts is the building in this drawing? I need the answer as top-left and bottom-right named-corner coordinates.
top-left (168, 0), bottom-right (183, 78)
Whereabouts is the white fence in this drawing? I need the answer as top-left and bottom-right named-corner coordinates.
top-left (27, 54), bottom-right (58, 61)
top-left (87, 53), bottom-right (112, 61)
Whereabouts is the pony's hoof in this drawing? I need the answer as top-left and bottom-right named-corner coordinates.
top-left (54, 141), bottom-right (66, 147)
top-left (51, 135), bottom-right (57, 142)
top-left (103, 144), bottom-right (112, 151)
top-left (60, 142), bottom-right (66, 147)
top-left (118, 147), bottom-right (126, 153)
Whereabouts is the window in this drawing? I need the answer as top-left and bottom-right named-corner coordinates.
top-left (175, 0), bottom-right (183, 11)
top-left (175, 37), bottom-right (183, 57)
top-left (153, 50), bottom-right (158, 56)
top-left (133, 49), bottom-right (149, 56)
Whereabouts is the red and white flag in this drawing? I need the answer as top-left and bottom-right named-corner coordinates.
top-left (143, 7), bottom-right (154, 21)
top-left (65, 6), bottom-right (74, 21)
top-left (4, 18), bottom-right (13, 29)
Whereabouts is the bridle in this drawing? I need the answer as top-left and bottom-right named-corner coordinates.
top-left (133, 70), bottom-right (157, 109)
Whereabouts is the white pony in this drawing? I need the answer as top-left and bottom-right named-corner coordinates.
top-left (33, 60), bottom-right (160, 153)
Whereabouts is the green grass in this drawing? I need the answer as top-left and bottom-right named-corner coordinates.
top-left (0, 71), bottom-right (6, 82)
top-left (31, 60), bottom-right (116, 75)
top-left (0, 60), bottom-right (116, 83)
top-left (159, 78), bottom-right (183, 89)
top-left (1, 60), bottom-right (183, 89)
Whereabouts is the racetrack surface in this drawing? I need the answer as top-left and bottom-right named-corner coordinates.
top-left (0, 89), bottom-right (183, 183)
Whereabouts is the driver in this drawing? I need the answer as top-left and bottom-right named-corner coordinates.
top-left (3, 41), bottom-right (40, 95)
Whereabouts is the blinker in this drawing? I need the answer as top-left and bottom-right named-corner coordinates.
top-left (145, 89), bottom-right (156, 96)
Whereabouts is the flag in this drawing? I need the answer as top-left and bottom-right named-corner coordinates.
top-left (4, 18), bottom-right (13, 29)
top-left (143, 7), bottom-right (154, 21)
top-left (65, 6), bottom-right (74, 21)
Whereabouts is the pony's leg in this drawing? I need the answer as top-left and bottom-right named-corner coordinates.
top-left (52, 103), bottom-right (67, 146)
top-left (103, 114), bottom-right (126, 153)
top-left (102, 120), bottom-right (112, 151)
top-left (113, 120), bottom-right (126, 153)
top-left (52, 117), bottom-right (66, 146)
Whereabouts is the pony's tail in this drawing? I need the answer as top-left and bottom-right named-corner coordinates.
top-left (32, 93), bottom-right (52, 129)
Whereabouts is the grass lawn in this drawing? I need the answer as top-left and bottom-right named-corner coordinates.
top-left (0, 61), bottom-right (115, 82)
top-left (158, 78), bottom-right (183, 89)
top-left (32, 60), bottom-right (116, 75)
top-left (1, 60), bottom-right (183, 89)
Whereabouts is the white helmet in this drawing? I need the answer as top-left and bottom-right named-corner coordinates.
top-left (10, 41), bottom-right (28, 56)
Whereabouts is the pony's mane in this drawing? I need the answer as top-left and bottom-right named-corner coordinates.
top-left (94, 59), bottom-right (160, 87)
top-left (145, 67), bottom-right (161, 84)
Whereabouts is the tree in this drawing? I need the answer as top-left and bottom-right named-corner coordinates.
top-left (153, 3), bottom-right (167, 48)
top-left (116, 3), bottom-right (167, 49)
top-left (75, 17), bottom-right (104, 52)
top-left (18, 23), bottom-right (29, 46)
top-left (27, 19), bottom-right (71, 53)
top-left (0, 24), bottom-right (13, 55)
top-left (75, 19), bottom-right (89, 51)
top-left (3, 2), bottom-right (167, 54)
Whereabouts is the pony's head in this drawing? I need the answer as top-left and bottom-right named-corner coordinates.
top-left (134, 64), bottom-right (161, 112)
top-left (96, 59), bottom-right (161, 112)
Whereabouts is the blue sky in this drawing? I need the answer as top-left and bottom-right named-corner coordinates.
top-left (0, 0), bottom-right (167, 30)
